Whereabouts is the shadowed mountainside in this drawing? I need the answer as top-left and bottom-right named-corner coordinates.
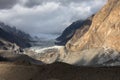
top-left (55, 15), bottom-right (93, 45)
top-left (0, 22), bottom-right (32, 48)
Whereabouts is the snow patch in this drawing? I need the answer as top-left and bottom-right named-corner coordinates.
top-left (30, 46), bottom-right (63, 53)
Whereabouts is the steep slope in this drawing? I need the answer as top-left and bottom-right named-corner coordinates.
top-left (66, 0), bottom-right (120, 52)
top-left (55, 15), bottom-right (93, 45)
top-left (55, 20), bottom-right (84, 45)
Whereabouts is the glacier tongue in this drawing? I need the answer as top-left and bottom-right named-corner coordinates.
top-left (28, 46), bottom-right (120, 66)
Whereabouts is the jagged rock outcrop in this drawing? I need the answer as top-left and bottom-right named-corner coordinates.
top-left (55, 15), bottom-right (93, 45)
top-left (66, 0), bottom-right (120, 52)
top-left (0, 39), bottom-right (19, 50)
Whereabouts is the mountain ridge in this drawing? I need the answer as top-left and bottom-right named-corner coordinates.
top-left (55, 15), bottom-right (94, 46)
top-left (0, 21), bottom-right (32, 48)
top-left (66, 0), bottom-right (120, 52)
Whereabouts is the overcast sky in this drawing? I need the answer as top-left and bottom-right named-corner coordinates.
top-left (0, 0), bottom-right (107, 34)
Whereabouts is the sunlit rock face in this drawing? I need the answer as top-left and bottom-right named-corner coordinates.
top-left (66, 0), bottom-right (120, 52)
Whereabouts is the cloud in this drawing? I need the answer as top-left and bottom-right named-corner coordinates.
top-left (0, 0), bottom-right (18, 9)
top-left (23, 0), bottom-right (107, 8)
top-left (0, 0), bottom-right (107, 34)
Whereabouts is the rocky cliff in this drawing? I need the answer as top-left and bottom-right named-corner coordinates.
top-left (66, 0), bottom-right (120, 52)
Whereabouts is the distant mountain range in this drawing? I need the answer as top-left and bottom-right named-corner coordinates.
top-left (0, 22), bottom-right (32, 48)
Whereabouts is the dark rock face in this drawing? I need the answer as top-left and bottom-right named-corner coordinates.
top-left (55, 20), bottom-right (83, 45)
top-left (0, 28), bottom-right (30, 48)
top-left (0, 22), bottom-right (32, 48)
top-left (55, 16), bottom-right (93, 45)
top-left (67, 16), bottom-right (93, 46)
top-left (0, 22), bottom-right (31, 41)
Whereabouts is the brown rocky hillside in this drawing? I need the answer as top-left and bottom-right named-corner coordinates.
top-left (66, 0), bottom-right (120, 52)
